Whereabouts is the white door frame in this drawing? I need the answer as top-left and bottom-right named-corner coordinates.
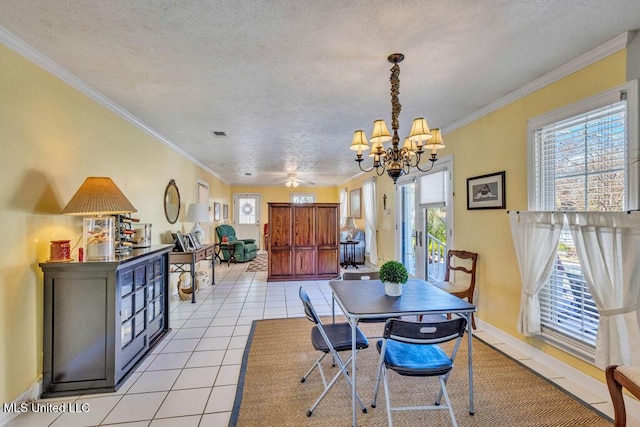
top-left (395, 155), bottom-right (454, 280)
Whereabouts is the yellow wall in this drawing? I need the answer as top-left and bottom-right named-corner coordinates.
top-left (0, 44), bottom-right (231, 403)
top-left (0, 33), bottom-right (630, 403)
top-left (440, 50), bottom-right (627, 381)
top-left (229, 186), bottom-right (339, 243)
top-left (339, 174), bottom-right (396, 266)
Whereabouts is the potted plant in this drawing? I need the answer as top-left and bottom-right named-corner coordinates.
top-left (379, 260), bottom-right (409, 296)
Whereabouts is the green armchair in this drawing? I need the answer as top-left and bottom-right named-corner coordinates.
top-left (215, 225), bottom-right (258, 263)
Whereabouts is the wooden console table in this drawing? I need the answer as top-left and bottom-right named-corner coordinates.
top-left (169, 243), bottom-right (215, 303)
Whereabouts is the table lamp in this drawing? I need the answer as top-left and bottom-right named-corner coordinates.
top-left (61, 177), bottom-right (137, 261)
top-left (341, 216), bottom-right (357, 240)
top-left (186, 202), bottom-right (209, 243)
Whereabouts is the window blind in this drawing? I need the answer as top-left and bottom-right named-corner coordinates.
top-left (533, 98), bottom-right (628, 351)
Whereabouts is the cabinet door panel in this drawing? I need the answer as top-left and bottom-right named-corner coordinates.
top-left (52, 277), bottom-right (107, 383)
top-left (317, 206), bottom-right (339, 245)
top-left (295, 248), bottom-right (316, 275)
top-left (294, 206), bottom-right (315, 246)
top-left (317, 248), bottom-right (339, 275)
top-left (270, 206), bottom-right (292, 247)
top-left (269, 249), bottom-right (293, 276)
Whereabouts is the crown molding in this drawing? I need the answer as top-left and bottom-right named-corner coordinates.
top-left (443, 31), bottom-right (636, 135)
top-left (0, 25), bottom-right (229, 185)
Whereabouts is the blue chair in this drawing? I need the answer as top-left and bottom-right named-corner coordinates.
top-left (298, 287), bottom-right (369, 417)
top-left (372, 317), bottom-right (467, 427)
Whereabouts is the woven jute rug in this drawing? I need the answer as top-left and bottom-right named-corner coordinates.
top-left (230, 317), bottom-right (611, 427)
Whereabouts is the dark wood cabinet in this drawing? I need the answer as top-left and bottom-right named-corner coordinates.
top-left (268, 203), bottom-right (340, 281)
top-left (39, 245), bottom-right (173, 397)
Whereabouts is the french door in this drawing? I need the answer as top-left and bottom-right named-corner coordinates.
top-left (396, 158), bottom-right (453, 281)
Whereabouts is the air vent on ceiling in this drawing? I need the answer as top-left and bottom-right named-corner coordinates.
top-left (211, 131), bottom-right (228, 138)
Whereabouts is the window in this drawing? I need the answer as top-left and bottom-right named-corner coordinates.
top-left (529, 81), bottom-right (638, 357)
top-left (290, 193), bottom-right (315, 204)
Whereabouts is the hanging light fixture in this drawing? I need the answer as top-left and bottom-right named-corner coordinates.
top-left (350, 53), bottom-right (445, 184)
top-left (285, 173), bottom-right (300, 187)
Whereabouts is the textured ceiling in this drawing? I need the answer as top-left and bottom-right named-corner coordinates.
top-left (2, 1), bottom-right (640, 186)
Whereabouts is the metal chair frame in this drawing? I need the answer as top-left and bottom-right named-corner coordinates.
top-left (372, 317), bottom-right (467, 427)
top-left (299, 287), bottom-right (369, 417)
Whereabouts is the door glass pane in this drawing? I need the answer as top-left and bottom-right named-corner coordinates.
top-left (426, 206), bottom-right (447, 281)
top-left (399, 183), bottom-right (415, 275)
top-left (238, 197), bottom-right (256, 225)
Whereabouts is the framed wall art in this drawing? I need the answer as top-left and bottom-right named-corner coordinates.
top-left (467, 171), bottom-right (506, 210)
top-left (223, 203), bottom-right (229, 220)
top-left (214, 202), bottom-right (221, 221)
top-left (349, 188), bottom-right (361, 218)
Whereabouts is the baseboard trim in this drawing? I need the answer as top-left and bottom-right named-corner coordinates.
top-left (0, 379), bottom-right (41, 426)
top-left (476, 318), bottom-right (640, 422)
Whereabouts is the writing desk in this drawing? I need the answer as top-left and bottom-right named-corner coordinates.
top-left (329, 278), bottom-right (477, 426)
top-left (169, 243), bottom-right (215, 303)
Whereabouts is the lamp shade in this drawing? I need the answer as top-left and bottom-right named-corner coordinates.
top-left (369, 119), bottom-right (392, 144)
top-left (402, 137), bottom-right (418, 157)
top-left (61, 177), bottom-right (137, 215)
top-left (408, 117), bottom-right (433, 143)
top-left (424, 128), bottom-right (446, 150)
top-left (368, 140), bottom-right (387, 157)
top-left (341, 216), bottom-right (357, 230)
top-left (186, 203), bottom-right (209, 223)
top-left (350, 130), bottom-right (370, 152)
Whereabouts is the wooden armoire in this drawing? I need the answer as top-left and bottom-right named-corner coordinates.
top-left (267, 202), bottom-right (340, 281)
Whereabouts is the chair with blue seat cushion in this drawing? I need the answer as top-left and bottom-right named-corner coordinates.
top-left (215, 224), bottom-right (258, 263)
top-left (372, 317), bottom-right (467, 427)
top-left (298, 287), bottom-right (369, 417)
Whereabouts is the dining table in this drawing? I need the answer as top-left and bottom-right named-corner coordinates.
top-left (329, 278), bottom-right (477, 427)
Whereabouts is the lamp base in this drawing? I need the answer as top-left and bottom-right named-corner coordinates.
top-left (83, 216), bottom-right (115, 261)
top-left (190, 223), bottom-right (204, 244)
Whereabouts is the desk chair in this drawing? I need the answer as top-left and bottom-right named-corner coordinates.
top-left (372, 317), bottom-right (467, 427)
top-left (298, 287), bottom-right (369, 417)
top-left (606, 365), bottom-right (640, 427)
top-left (431, 250), bottom-right (478, 329)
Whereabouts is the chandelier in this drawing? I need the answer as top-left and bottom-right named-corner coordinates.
top-left (349, 53), bottom-right (445, 184)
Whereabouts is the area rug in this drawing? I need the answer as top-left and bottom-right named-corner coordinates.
top-left (245, 253), bottom-right (268, 272)
top-left (230, 317), bottom-right (611, 427)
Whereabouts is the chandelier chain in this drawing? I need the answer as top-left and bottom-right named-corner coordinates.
top-left (390, 63), bottom-right (401, 134)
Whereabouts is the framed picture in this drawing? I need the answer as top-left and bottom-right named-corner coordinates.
top-left (214, 202), bottom-right (221, 221)
top-left (467, 171), bottom-right (506, 210)
top-left (349, 188), bottom-right (361, 218)
top-left (172, 231), bottom-right (187, 252)
top-left (189, 232), bottom-right (202, 249)
top-left (223, 204), bottom-right (229, 220)
top-left (184, 234), bottom-right (197, 251)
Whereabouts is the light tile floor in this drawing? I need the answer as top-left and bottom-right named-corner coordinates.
top-left (5, 258), bottom-right (638, 426)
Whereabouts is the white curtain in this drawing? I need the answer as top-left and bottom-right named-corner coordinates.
top-left (509, 211), bottom-right (564, 336)
top-left (339, 187), bottom-right (348, 226)
top-left (362, 178), bottom-right (378, 264)
top-left (565, 212), bottom-right (640, 367)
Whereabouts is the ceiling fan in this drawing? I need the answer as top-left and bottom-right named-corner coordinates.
top-left (284, 173), bottom-right (315, 187)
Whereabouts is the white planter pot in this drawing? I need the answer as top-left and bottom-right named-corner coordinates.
top-left (384, 281), bottom-right (403, 297)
